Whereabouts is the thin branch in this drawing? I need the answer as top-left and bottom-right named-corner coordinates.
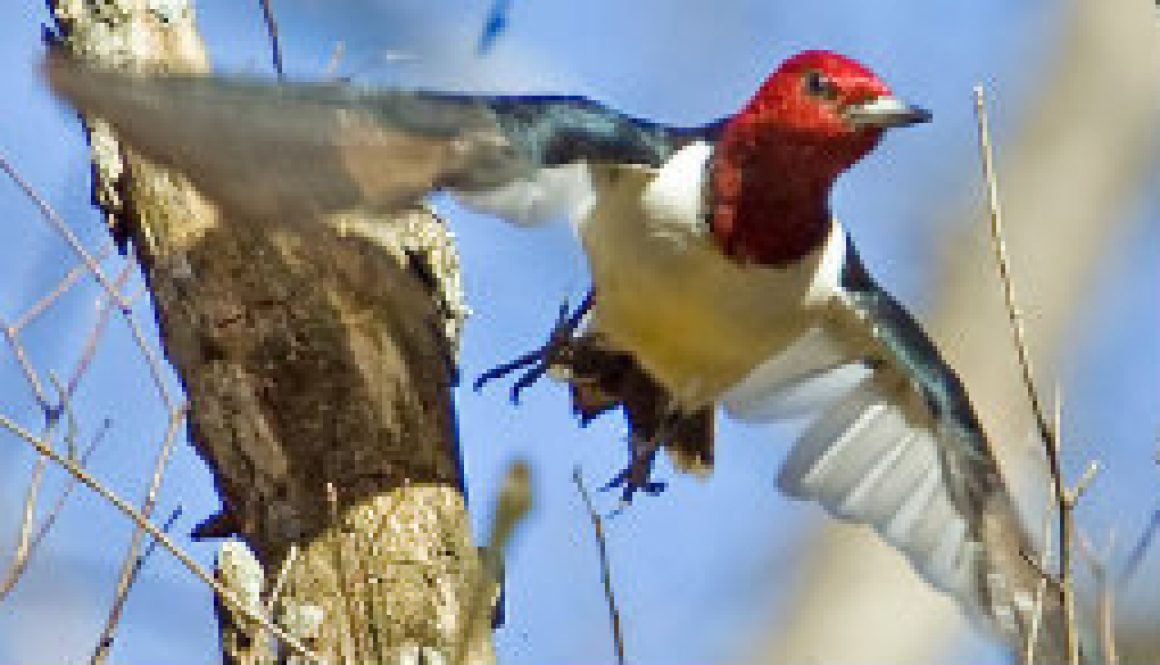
top-left (1118, 508), bottom-right (1160, 585)
top-left (0, 261), bottom-right (132, 598)
top-left (90, 407), bottom-right (186, 665)
top-left (0, 419), bottom-right (109, 600)
top-left (47, 372), bottom-right (81, 459)
top-left (1, 320), bottom-right (52, 412)
top-left (5, 458), bottom-right (44, 592)
top-left (1025, 480), bottom-right (1056, 665)
top-left (1078, 531), bottom-right (1118, 665)
top-left (121, 312), bottom-right (178, 410)
top-left (10, 241), bottom-right (115, 333)
top-left (573, 467), bottom-right (626, 665)
top-left (0, 153), bottom-right (129, 313)
top-left (66, 263), bottom-right (135, 401)
top-left (265, 543), bottom-right (298, 614)
top-left (974, 87), bottom-right (1078, 665)
top-left (89, 506), bottom-right (182, 664)
top-left (0, 154), bottom-right (175, 411)
top-left (973, 86), bottom-right (1066, 520)
top-left (138, 507), bottom-right (183, 564)
top-left (257, 0), bottom-right (285, 79)
top-left (0, 413), bottom-right (320, 662)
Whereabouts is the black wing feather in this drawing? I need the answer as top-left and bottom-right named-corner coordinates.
top-left (46, 59), bottom-right (721, 222)
top-left (839, 239), bottom-right (997, 487)
top-left (481, 95), bottom-right (722, 168)
top-left (835, 240), bottom-right (1063, 654)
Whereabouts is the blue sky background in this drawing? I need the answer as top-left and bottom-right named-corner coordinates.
top-left (0, 1), bottom-right (1157, 663)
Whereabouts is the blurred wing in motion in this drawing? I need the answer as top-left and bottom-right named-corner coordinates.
top-left (46, 58), bottom-right (715, 225)
top-left (724, 237), bottom-right (1060, 649)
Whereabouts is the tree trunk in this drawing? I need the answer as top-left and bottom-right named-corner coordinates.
top-left (45, 2), bottom-right (492, 662)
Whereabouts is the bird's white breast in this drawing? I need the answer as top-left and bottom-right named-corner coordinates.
top-left (579, 141), bottom-right (847, 409)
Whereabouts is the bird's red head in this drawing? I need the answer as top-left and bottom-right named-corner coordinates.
top-left (710, 50), bottom-right (929, 265)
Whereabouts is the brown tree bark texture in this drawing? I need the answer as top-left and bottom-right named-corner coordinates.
top-left (45, 1), bottom-right (492, 663)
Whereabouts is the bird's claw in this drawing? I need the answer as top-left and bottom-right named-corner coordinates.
top-left (600, 435), bottom-right (667, 506)
top-left (473, 291), bottom-right (593, 404)
top-left (601, 468), bottom-right (667, 505)
top-left (471, 348), bottom-right (551, 404)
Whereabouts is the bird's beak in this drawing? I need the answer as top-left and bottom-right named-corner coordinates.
top-left (844, 96), bottom-right (932, 130)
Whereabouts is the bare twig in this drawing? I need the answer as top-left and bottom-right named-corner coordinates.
top-left (0, 255), bottom-right (134, 599)
top-left (1, 320), bottom-right (52, 411)
top-left (136, 507), bottom-right (183, 568)
top-left (6, 458), bottom-right (44, 592)
top-left (0, 154), bottom-right (129, 313)
top-left (47, 373), bottom-right (81, 459)
top-left (1025, 481), bottom-right (1056, 665)
top-left (10, 242), bottom-right (115, 333)
top-left (1118, 508), bottom-right (1160, 585)
top-left (0, 414), bottom-right (320, 662)
top-left (89, 506), bottom-right (182, 664)
top-left (257, 0), bottom-right (285, 79)
top-left (1078, 531), bottom-right (1118, 665)
top-left (973, 86), bottom-right (1066, 528)
top-left (265, 543), bottom-right (298, 614)
top-left (120, 312), bottom-right (178, 409)
top-left (974, 87), bottom-right (1085, 665)
top-left (90, 407), bottom-right (186, 665)
top-left (66, 264), bottom-right (136, 401)
top-left (0, 419), bottom-right (109, 600)
top-left (1, 153), bottom-right (176, 412)
top-left (573, 467), bottom-right (626, 665)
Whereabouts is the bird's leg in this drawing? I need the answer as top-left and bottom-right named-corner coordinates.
top-left (602, 402), bottom-right (684, 505)
top-left (473, 290), bottom-right (594, 404)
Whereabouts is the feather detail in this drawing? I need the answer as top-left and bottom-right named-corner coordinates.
top-left (45, 58), bottom-right (717, 227)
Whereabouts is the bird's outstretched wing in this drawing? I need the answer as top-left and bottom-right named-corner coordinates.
top-left (46, 59), bottom-right (716, 225)
top-left (724, 236), bottom-right (1062, 652)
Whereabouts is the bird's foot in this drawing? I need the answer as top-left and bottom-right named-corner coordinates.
top-left (601, 433), bottom-right (667, 508)
top-left (473, 291), bottom-right (593, 404)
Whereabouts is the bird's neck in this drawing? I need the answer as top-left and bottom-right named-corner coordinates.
top-left (708, 128), bottom-right (850, 267)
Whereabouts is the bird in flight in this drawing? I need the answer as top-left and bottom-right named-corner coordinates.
top-left (47, 49), bottom-right (1059, 653)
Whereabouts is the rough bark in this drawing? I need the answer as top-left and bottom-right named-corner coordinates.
top-left (44, 1), bottom-right (491, 663)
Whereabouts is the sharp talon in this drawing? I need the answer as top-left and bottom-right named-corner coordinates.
top-left (642, 481), bottom-right (667, 496)
top-left (598, 458), bottom-right (667, 505)
top-left (511, 365), bottom-right (550, 403)
top-left (473, 349), bottom-right (543, 392)
top-left (616, 480), bottom-right (666, 504)
top-left (599, 470), bottom-right (628, 494)
top-left (474, 290), bottom-right (594, 400)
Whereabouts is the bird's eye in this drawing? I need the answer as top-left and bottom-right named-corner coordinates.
top-left (803, 71), bottom-right (838, 100)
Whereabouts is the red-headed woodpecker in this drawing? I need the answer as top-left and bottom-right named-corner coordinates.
top-left (47, 50), bottom-right (1054, 651)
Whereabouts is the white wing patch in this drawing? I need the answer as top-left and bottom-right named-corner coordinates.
top-left (722, 326), bottom-right (871, 421)
top-left (638, 141), bottom-right (714, 240)
top-left (724, 325), bottom-right (977, 598)
top-left (452, 162), bottom-right (595, 227)
top-left (776, 377), bottom-right (977, 596)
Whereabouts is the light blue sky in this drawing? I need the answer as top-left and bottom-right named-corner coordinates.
top-left (1, 1), bottom-right (1157, 663)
